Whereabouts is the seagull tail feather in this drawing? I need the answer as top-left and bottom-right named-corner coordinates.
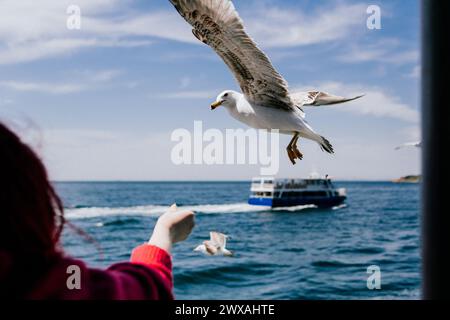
top-left (319, 136), bottom-right (334, 154)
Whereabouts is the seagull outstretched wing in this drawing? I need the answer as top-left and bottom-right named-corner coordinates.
top-left (168, 0), bottom-right (294, 111)
top-left (210, 231), bottom-right (227, 249)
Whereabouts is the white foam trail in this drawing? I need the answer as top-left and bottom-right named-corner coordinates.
top-left (332, 204), bottom-right (348, 210)
top-left (272, 204), bottom-right (317, 212)
top-left (66, 203), bottom-right (268, 219)
top-left (66, 205), bottom-right (167, 219)
top-left (65, 202), bottom-right (317, 219)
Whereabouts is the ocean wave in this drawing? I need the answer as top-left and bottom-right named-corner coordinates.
top-left (95, 218), bottom-right (142, 227)
top-left (174, 262), bottom-right (281, 285)
top-left (336, 247), bottom-right (385, 255)
top-left (311, 260), bottom-right (367, 268)
top-left (65, 202), bottom-right (317, 219)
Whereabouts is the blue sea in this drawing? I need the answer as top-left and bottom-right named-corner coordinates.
top-left (58, 181), bottom-right (421, 300)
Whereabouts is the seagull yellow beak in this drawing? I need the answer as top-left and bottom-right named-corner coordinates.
top-left (210, 100), bottom-right (223, 110)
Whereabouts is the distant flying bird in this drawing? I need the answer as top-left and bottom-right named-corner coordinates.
top-left (395, 141), bottom-right (422, 150)
top-left (194, 231), bottom-right (233, 256)
top-left (169, 0), bottom-right (363, 164)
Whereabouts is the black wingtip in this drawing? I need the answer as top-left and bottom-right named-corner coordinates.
top-left (320, 136), bottom-right (334, 154)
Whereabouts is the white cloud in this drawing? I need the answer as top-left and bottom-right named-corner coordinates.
top-left (0, 80), bottom-right (85, 94)
top-left (0, 38), bottom-right (94, 65)
top-left (244, 3), bottom-right (367, 47)
top-left (0, 1), bottom-right (374, 64)
top-left (0, 37), bottom-right (156, 65)
top-left (0, 0), bottom-right (192, 64)
top-left (0, 69), bottom-right (122, 94)
top-left (338, 39), bottom-right (419, 65)
top-left (293, 81), bottom-right (419, 123)
top-left (82, 12), bottom-right (195, 43)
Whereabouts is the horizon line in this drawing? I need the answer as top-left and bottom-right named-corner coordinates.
top-left (51, 178), bottom-right (405, 183)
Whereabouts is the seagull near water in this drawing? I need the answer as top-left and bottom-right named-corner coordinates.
top-left (194, 231), bottom-right (233, 256)
top-left (169, 0), bottom-right (363, 164)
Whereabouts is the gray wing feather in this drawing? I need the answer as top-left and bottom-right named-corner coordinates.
top-left (210, 231), bottom-right (227, 248)
top-left (169, 0), bottom-right (294, 111)
top-left (292, 91), bottom-right (364, 107)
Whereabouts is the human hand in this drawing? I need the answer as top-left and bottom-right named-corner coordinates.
top-left (148, 204), bottom-right (195, 253)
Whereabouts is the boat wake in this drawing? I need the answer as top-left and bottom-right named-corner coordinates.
top-left (272, 204), bottom-right (317, 212)
top-left (332, 204), bottom-right (348, 210)
top-left (65, 202), bottom-right (317, 219)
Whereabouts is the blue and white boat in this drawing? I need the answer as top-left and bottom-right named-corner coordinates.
top-left (248, 174), bottom-right (346, 208)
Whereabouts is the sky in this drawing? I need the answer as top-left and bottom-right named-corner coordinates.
top-left (0, 0), bottom-right (421, 181)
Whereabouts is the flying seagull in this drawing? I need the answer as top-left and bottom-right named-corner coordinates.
top-left (395, 141), bottom-right (422, 150)
top-left (194, 231), bottom-right (233, 256)
top-left (169, 0), bottom-right (363, 164)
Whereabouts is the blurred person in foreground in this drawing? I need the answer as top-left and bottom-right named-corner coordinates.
top-left (0, 122), bottom-right (195, 299)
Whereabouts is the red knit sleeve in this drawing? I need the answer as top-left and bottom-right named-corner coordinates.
top-left (130, 244), bottom-right (173, 289)
top-left (25, 245), bottom-right (174, 300)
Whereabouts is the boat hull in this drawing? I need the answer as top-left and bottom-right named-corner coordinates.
top-left (248, 196), bottom-right (346, 208)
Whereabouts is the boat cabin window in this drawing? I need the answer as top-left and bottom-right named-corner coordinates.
top-left (252, 178), bottom-right (274, 185)
top-left (252, 191), bottom-right (273, 197)
top-left (283, 180), bottom-right (307, 189)
top-left (284, 191), bottom-right (328, 197)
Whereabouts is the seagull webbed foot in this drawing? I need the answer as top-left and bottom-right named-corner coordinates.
top-left (287, 147), bottom-right (297, 165)
top-left (287, 133), bottom-right (303, 165)
top-left (293, 146), bottom-right (303, 160)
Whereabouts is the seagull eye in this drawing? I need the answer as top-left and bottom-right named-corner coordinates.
top-left (223, 93), bottom-right (228, 98)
